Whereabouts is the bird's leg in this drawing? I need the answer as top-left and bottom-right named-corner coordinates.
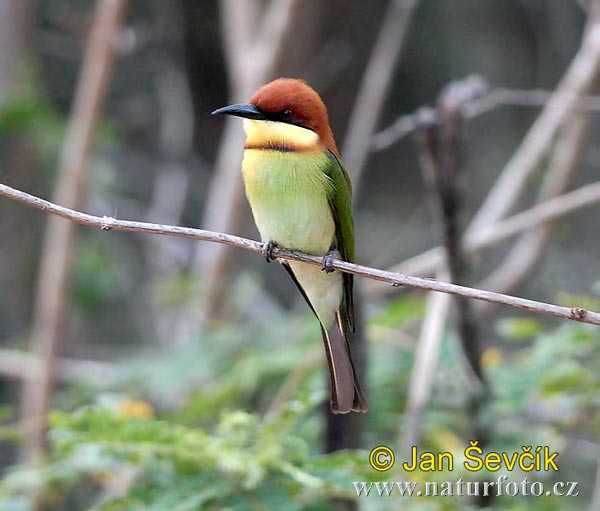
top-left (321, 245), bottom-right (337, 273)
top-left (262, 240), bottom-right (278, 263)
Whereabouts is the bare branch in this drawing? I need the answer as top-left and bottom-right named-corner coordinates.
top-left (2, 183), bottom-right (600, 326)
top-left (470, 24), bottom-right (600, 229)
top-left (464, 88), bottom-right (600, 117)
top-left (479, 91), bottom-right (595, 302)
top-left (401, 272), bottom-right (451, 456)
top-left (368, 181), bottom-right (600, 291)
top-left (219, 0), bottom-right (259, 84)
top-left (343, 0), bottom-right (419, 190)
top-left (251, 0), bottom-right (301, 74)
top-left (374, 23), bottom-right (600, 242)
top-left (20, 0), bottom-right (128, 464)
top-left (475, 1), bottom-right (600, 303)
top-left (372, 74), bottom-right (488, 151)
top-left (372, 86), bottom-right (600, 152)
top-left (428, 85), bottom-right (484, 383)
top-left (410, 85), bottom-right (489, 470)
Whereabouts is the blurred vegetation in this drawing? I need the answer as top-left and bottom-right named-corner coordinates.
top-left (0, 296), bottom-right (599, 509)
top-left (0, 1), bottom-right (599, 510)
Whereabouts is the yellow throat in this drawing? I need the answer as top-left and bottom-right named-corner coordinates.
top-left (243, 118), bottom-right (320, 152)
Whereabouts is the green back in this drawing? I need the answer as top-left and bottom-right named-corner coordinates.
top-left (325, 150), bottom-right (355, 331)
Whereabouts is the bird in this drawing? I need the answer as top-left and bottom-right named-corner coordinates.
top-left (212, 78), bottom-right (367, 414)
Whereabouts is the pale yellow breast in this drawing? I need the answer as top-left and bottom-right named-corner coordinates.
top-left (241, 148), bottom-right (335, 256)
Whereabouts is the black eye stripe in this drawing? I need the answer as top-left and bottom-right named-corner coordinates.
top-left (262, 109), bottom-right (314, 132)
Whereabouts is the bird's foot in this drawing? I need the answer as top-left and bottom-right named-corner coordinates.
top-left (262, 240), bottom-right (278, 263)
top-left (321, 248), bottom-right (336, 273)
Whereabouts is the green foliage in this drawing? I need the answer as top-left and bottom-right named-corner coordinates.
top-left (0, 93), bottom-right (65, 159)
top-left (495, 317), bottom-right (543, 340)
top-left (0, 303), bottom-right (598, 511)
top-left (0, 97), bottom-right (44, 131)
top-left (0, 399), bottom-right (368, 511)
top-left (72, 237), bottom-right (123, 313)
top-left (370, 295), bottom-right (425, 330)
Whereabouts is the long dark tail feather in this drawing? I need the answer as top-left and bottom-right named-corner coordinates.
top-left (322, 316), bottom-right (368, 414)
top-left (282, 262), bottom-right (367, 413)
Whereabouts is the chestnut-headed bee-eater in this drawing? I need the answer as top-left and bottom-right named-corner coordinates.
top-left (212, 78), bottom-right (367, 413)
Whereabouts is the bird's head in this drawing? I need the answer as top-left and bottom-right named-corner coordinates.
top-left (212, 78), bottom-right (338, 154)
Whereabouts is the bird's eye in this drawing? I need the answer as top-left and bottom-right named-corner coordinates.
top-left (281, 109), bottom-right (293, 117)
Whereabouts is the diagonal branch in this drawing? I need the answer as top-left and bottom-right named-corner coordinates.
top-left (2, 182), bottom-right (600, 326)
top-left (374, 17), bottom-right (600, 287)
top-left (478, 92), bottom-right (595, 302)
top-left (470, 24), bottom-right (600, 229)
top-left (194, 0), bottom-right (301, 329)
top-left (343, 0), bottom-right (419, 190)
top-left (366, 181), bottom-right (600, 292)
top-left (251, 0), bottom-right (301, 73)
top-left (475, 3), bottom-right (600, 304)
top-left (372, 86), bottom-right (600, 152)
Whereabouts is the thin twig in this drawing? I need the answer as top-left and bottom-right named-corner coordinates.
top-left (436, 86), bottom-right (484, 383)
top-left (437, 82), bottom-right (492, 508)
top-left (479, 88), bottom-right (595, 304)
top-left (343, 0), bottom-right (419, 190)
top-left (372, 86), bottom-right (600, 152)
top-left (470, 24), bottom-right (600, 229)
top-left (372, 75), bottom-right (487, 151)
top-left (477, 3), bottom-right (600, 304)
top-left (401, 272), bottom-right (451, 456)
top-left (411, 91), bottom-right (489, 496)
top-left (367, 181), bottom-right (600, 292)
top-left (2, 183), bottom-right (600, 326)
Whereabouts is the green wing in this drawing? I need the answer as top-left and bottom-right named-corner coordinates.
top-left (325, 150), bottom-right (355, 331)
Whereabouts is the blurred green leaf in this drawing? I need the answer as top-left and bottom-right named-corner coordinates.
top-left (496, 317), bottom-right (543, 340)
top-left (370, 295), bottom-right (425, 329)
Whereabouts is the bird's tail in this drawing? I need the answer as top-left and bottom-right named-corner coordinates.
top-left (321, 314), bottom-right (368, 414)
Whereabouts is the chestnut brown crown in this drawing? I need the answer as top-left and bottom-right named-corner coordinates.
top-left (250, 78), bottom-right (339, 155)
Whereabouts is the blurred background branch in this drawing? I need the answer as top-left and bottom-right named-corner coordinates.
top-left (366, 180), bottom-right (600, 290)
top-left (20, 0), bottom-right (128, 465)
top-left (343, 0), bottom-right (419, 190)
top-left (470, 20), bottom-right (600, 229)
top-left (190, 0), bottom-right (301, 332)
top-left (0, 348), bottom-right (116, 385)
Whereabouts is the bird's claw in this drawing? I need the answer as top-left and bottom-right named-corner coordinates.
top-left (262, 240), bottom-right (278, 263)
top-left (321, 251), bottom-right (336, 273)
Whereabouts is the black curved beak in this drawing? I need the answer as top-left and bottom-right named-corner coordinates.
top-left (211, 103), bottom-right (266, 120)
